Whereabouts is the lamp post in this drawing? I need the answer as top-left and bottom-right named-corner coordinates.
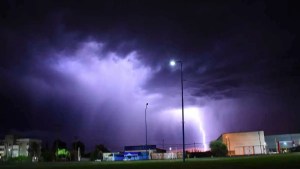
top-left (145, 103), bottom-right (148, 146)
top-left (170, 60), bottom-right (185, 162)
top-left (145, 103), bottom-right (149, 159)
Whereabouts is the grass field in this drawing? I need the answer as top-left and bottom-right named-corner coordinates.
top-left (1, 153), bottom-right (300, 169)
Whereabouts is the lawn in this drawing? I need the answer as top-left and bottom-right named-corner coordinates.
top-left (1, 153), bottom-right (300, 169)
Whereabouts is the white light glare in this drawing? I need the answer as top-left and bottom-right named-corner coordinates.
top-left (170, 60), bottom-right (176, 66)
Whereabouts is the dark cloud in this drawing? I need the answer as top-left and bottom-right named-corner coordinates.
top-left (0, 0), bottom-right (300, 150)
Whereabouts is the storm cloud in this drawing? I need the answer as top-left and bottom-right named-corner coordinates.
top-left (0, 0), bottom-right (299, 151)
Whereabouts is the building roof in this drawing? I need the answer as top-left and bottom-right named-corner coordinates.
top-left (221, 130), bottom-right (264, 135)
top-left (124, 145), bottom-right (156, 151)
top-left (216, 130), bottom-right (264, 141)
top-left (16, 138), bottom-right (42, 143)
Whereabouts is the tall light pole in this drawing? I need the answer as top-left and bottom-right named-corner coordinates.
top-left (170, 60), bottom-right (185, 162)
top-left (145, 103), bottom-right (149, 146)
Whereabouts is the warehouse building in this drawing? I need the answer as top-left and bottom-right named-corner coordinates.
top-left (218, 131), bottom-right (266, 156)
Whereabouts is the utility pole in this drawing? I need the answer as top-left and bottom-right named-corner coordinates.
top-left (169, 60), bottom-right (185, 162)
top-left (180, 61), bottom-right (186, 162)
top-left (145, 103), bottom-right (148, 146)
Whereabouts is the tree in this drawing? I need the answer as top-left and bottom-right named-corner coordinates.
top-left (95, 144), bottom-right (110, 152)
top-left (72, 141), bottom-right (85, 155)
top-left (41, 143), bottom-right (54, 162)
top-left (28, 142), bottom-right (39, 157)
top-left (52, 139), bottom-right (67, 161)
top-left (52, 139), bottom-right (67, 151)
top-left (71, 140), bottom-right (85, 161)
top-left (209, 140), bottom-right (228, 157)
top-left (90, 144), bottom-right (110, 161)
top-left (56, 148), bottom-right (71, 161)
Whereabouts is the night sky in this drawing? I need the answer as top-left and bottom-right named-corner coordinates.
top-left (0, 0), bottom-right (299, 151)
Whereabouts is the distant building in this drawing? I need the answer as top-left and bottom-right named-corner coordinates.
top-left (0, 135), bottom-right (42, 158)
top-left (124, 145), bottom-right (163, 153)
top-left (265, 133), bottom-right (300, 153)
top-left (103, 152), bottom-right (124, 161)
top-left (102, 145), bottom-right (167, 161)
top-left (124, 145), bottom-right (160, 161)
top-left (218, 131), bottom-right (266, 156)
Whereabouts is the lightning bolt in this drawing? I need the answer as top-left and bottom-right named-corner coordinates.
top-left (167, 107), bottom-right (208, 151)
top-left (199, 121), bottom-right (207, 151)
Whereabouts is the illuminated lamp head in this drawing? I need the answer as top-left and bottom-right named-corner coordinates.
top-left (170, 60), bottom-right (176, 66)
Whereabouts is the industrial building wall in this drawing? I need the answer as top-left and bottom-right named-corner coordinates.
top-left (221, 131), bottom-right (266, 156)
top-left (18, 142), bottom-right (29, 156)
top-left (0, 145), bottom-right (5, 156)
top-left (12, 145), bottom-right (19, 157)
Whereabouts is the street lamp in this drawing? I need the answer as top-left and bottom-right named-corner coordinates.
top-left (145, 103), bottom-right (149, 146)
top-left (170, 60), bottom-right (176, 66)
top-left (170, 60), bottom-right (185, 162)
top-left (145, 103), bottom-right (149, 159)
